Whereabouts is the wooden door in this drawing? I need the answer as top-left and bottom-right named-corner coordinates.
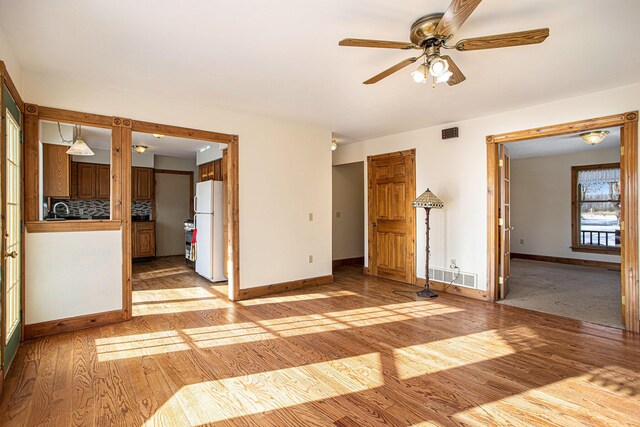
top-left (368, 150), bottom-right (416, 283)
top-left (2, 85), bottom-right (22, 370)
top-left (132, 167), bottom-right (153, 200)
top-left (96, 164), bottom-right (110, 199)
top-left (499, 145), bottom-right (511, 299)
top-left (42, 144), bottom-right (70, 198)
top-left (76, 163), bottom-right (96, 199)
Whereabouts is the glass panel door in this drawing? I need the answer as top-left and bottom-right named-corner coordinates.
top-left (3, 85), bottom-right (21, 370)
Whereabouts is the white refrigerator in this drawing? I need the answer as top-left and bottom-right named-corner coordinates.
top-left (195, 180), bottom-right (226, 282)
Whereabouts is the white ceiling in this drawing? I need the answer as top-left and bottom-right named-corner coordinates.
top-left (2, 1), bottom-right (640, 141)
top-left (42, 121), bottom-right (216, 159)
top-left (509, 127), bottom-right (620, 159)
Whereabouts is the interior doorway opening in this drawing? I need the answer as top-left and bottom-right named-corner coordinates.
top-left (332, 161), bottom-right (365, 269)
top-left (496, 128), bottom-right (623, 328)
top-left (487, 112), bottom-right (639, 332)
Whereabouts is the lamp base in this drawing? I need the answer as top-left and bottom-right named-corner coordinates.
top-left (416, 287), bottom-right (438, 298)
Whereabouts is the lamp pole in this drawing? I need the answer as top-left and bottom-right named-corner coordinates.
top-left (417, 206), bottom-right (438, 298)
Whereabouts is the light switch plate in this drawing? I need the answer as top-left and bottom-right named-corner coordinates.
top-left (309, 213), bottom-right (313, 221)
top-left (336, 211), bottom-right (341, 218)
top-left (520, 239), bottom-right (525, 245)
top-left (308, 255), bottom-right (313, 263)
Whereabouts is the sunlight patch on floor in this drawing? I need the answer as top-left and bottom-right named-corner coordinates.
top-left (184, 322), bottom-right (277, 348)
top-left (393, 326), bottom-right (545, 380)
top-left (453, 365), bottom-right (640, 426)
top-left (95, 331), bottom-right (190, 361)
top-left (132, 297), bottom-right (230, 316)
top-left (135, 266), bottom-right (194, 280)
top-left (237, 290), bottom-right (359, 306)
top-left (133, 287), bottom-right (217, 303)
top-left (143, 352), bottom-right (383, 426)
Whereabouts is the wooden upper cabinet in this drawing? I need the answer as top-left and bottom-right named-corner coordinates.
top-left (132, 167), bottom-right (154, 201)
top-left (43, 144), bottom-right (71, 198)
top-left (96, 164), bottom-right (111, 200)
top-left (76, 163), bottom-right (97, 199)
top-left (70, 162), bottom-right (110, 200)
top-left (199, 160), bottom-right (223, 182)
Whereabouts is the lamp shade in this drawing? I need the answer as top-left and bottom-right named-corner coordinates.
top-left (66, 139), bottom-right (94, 156)
top-left (412, 189), bottom-right (444, 209)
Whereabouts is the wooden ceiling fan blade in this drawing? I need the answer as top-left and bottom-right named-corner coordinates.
top-left (435, 0), bottom-right (483, 38)
top-left (339, 38), bottom-right (418, 50)
top-left (441, 56), bottom-right (466, 86)
top-left (364, 57), bottom-right (418, 85)
top-left (455, 28), bottom-right (549, 51)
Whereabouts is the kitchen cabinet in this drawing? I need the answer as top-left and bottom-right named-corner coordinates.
top-left (199, 159), bottom-right (223, 182)
top-left (70, 162), bottom-right (110, 200)
top-left (132, 221), bottom-right (156, 258)
top-left (43, 144), bottom-right (71, 198)
top-left (132, 167), bottom-right (154, 200)
top-left (96, 164), bottom-right (111, 199)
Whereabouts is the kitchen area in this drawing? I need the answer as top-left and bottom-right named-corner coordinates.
top-left (40, 119), bottom-right (228, 281)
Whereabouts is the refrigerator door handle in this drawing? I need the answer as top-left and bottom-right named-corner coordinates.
top-left (194, 195), bottom-right (198, 214)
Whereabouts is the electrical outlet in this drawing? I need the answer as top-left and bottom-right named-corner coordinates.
top-left (520, 239), bottom-right (525, 245)
top-left (336, 211), bottom-right (341, 218)
top-left (309, 213), bottom-right (314, 221)
top-left (308, 255), bottom-right (313, 263)
top-left (80, 208), bottom-right (85, 215)
top-left (450, 259), bottom-right (456, 267)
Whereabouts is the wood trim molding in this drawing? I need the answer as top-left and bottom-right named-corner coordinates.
top-left (25, 220), bottom-right (122, 233)
top-left (0, 61), bottom-right (24, 112)
top-left (487, 111), bottom-right (639, 333)
top-left (416, 277), bottom-right (489, 301)
top-left (487, 113), bottom-right (633, 144)
top-left (332, 257), bottom-right (365, 268)
top-left (131, 119), bottom-right (235, 144)
top-left (363, 266), bottom-right (370, 275)
top-left (38, 106), bottom-right (113, 128)
top-left (24, 309), bottom-right (125, 340)
top-left (237, 275), bottom-right (334, 300)
top-left (510, 252), bottom-right (621, 270)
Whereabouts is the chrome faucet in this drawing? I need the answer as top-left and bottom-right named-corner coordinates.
top-left (52, 201), bottom-right (70, 218)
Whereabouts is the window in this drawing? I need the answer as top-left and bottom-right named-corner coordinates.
top-left (571, 163), bottom-right (621, 254)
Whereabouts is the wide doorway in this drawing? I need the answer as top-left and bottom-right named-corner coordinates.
top-left (487, 112), bottom-right (639, 332)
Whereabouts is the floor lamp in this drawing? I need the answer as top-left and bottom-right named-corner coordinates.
top-left (412, 189), bottom-right (444, 298)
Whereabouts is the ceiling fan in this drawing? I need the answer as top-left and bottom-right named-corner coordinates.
top-left (339, 0), bottom-right (549, 86)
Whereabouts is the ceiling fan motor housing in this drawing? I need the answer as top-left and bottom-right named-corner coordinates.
top-left (409, 13), bottom-right (445, 46)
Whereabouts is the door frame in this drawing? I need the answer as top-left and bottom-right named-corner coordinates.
top-left (486, 111), bottom-right (639, 332)
top-left (0, 61), bottom-right (24, 384)
top-left (367, 149), bottom-right (416, 284)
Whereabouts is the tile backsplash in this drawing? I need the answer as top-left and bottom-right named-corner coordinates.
top-left (50, 199), bottom-right (152, 217)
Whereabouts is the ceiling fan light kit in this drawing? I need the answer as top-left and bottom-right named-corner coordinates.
top-left (339, 0), bottom-right (549, 87)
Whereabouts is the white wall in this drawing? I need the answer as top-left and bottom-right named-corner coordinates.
top-left (334, 83), bottom-right (640, 290)
top-left (196, 143), bottom-right (224, 165)
top-left (511, 148), bottom-right (621, 263)
top-left (22, 70), bottom-right (332, 291)
top-left (0, 22), bottom-right (21, 90)
top-left (25, 230), bottom-right (122, 324)
top-left (332, 162), bottom-right (364, 261)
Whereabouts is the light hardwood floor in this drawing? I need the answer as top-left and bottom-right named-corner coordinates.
top-left (2, 256), bottom-right (640, 426)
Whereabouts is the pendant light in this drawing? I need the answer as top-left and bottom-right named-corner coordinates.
top-left (59, 123), bottom-right (94, 156)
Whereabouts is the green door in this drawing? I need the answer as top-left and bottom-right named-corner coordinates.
top-left (3, 84), bottom-right (21, 370)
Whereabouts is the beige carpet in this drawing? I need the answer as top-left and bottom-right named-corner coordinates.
top-left (498, 259), bottom-right (622, 329)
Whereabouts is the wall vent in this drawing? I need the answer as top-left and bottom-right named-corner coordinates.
top-left (428, 267), bottom-right (477, 289)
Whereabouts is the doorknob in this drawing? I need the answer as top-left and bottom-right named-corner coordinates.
top-left (5, 251), bottom-right (17, 259)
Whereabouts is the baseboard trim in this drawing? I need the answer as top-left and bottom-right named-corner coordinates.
top-left (510, 252), bottom-right (621, 270)
top-left (416, 277), bottom-right (488, 301)
top-left (238, 274), bottom-right (334, 300)
top-left (332, 257), bottom-right (365, 268)
top-left (24, 309), bottom-right (126, 340)
top-left (363, 266), bottom-right (370, 275)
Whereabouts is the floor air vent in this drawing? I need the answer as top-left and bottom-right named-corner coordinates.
top-left (428, 267), bottom-right (477, 289)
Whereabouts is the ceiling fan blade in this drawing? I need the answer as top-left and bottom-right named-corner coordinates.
top-left (364, 57), bottom-right (418, 85)
top-left (435, 0), bottom-right (483, 38)
top-left (339, 38), bottom-right (418, 50)
top-left (441, 56), bottom-right (466, 86)
top-left (455, 28), bottom-right (549, 51)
